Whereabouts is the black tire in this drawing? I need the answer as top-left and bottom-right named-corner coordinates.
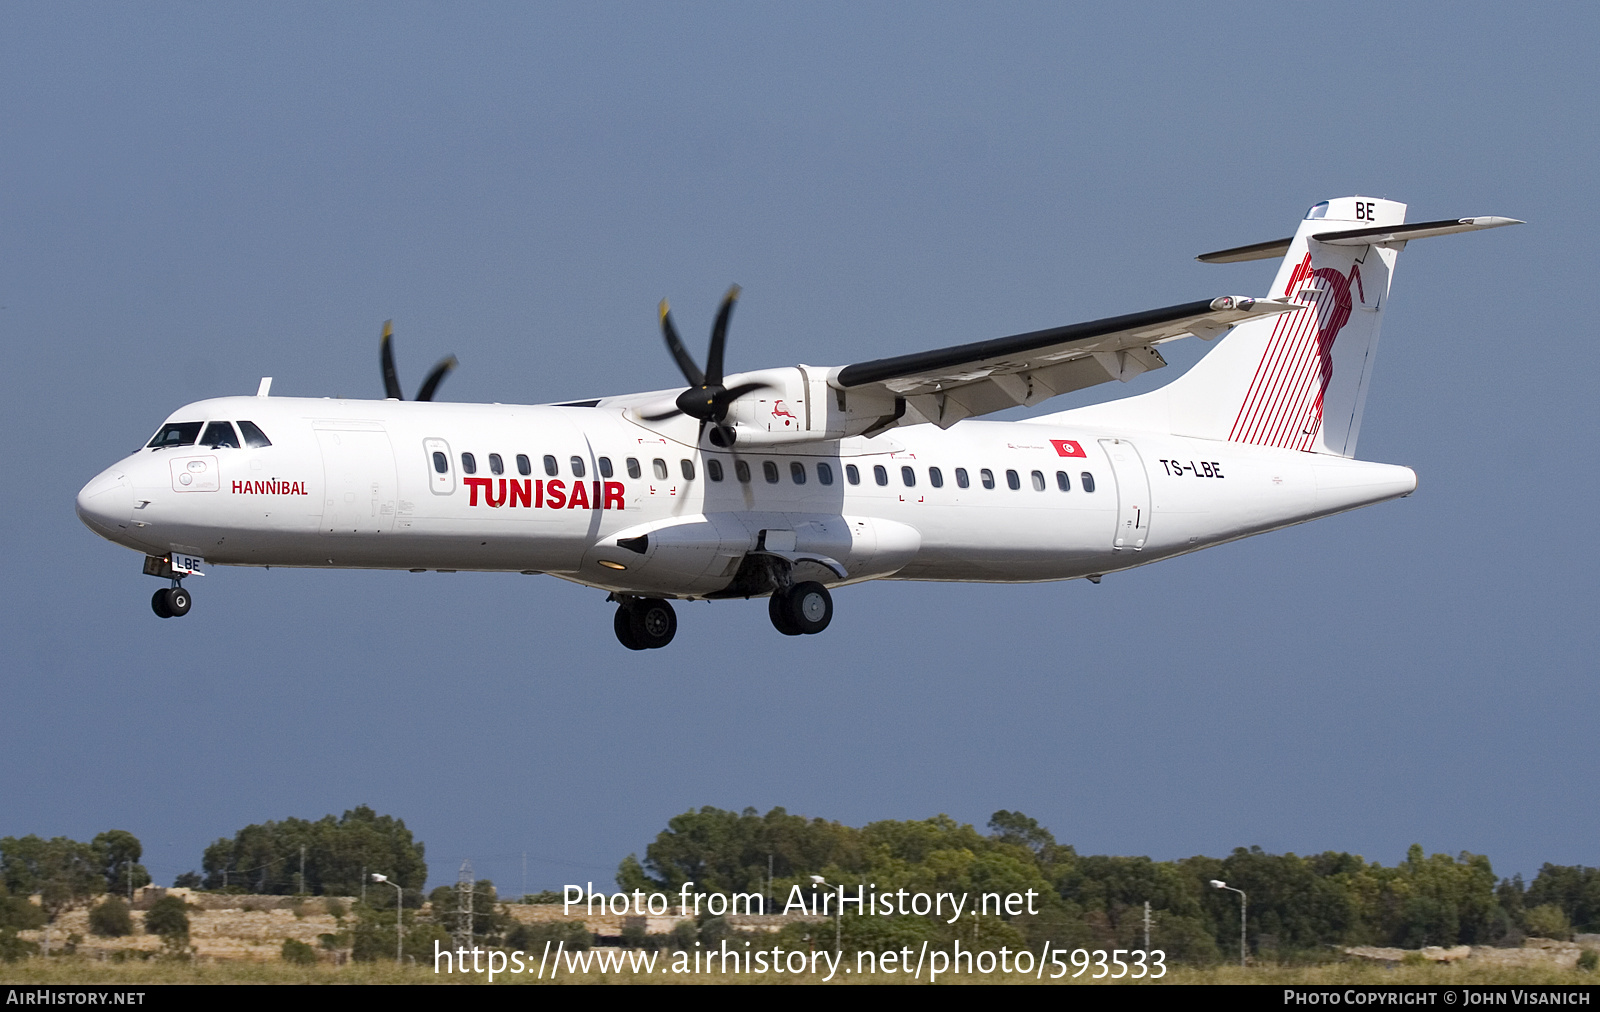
top-left (165, 587), bottom-right (192, 617)
top-left (786, 582), bottom-right (832, 635)
top-left (151, 588), bottom-right (173, 619)
top-left (628, 598), bottom-right (677, 649)
top-left (614, 605), bottom-right (647, 650)
top-left (768, 591), bottom-right (802, 636)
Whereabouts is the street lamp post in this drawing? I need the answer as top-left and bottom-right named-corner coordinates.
top-left (372, 873), bottom-right (404, 965)
top-left (810, 875), bottom-right (839, 954)
top-left (1211, 880), bottom-right (1246, 968)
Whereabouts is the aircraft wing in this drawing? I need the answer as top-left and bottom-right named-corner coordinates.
top-left (831, 295), bottom-right (1300, 429)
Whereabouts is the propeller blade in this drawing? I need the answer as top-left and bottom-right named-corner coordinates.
top-left (640, 406), bottom-right (686, 422)
top-left (659, 300), bottom-right (705, 388)
top-left (380, 320), bottom-right (404, 400)
top-left (720, 380), bottom-right (769, 403)
top-left (415, 356), bottom-right (458, 402)
top-left (705, 285), bottom-right (740, 387)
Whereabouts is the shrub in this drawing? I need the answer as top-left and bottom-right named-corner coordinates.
top-left (0, 928), bottom-right (39, 963)
top-left (89, 897), bottom-right (134, 937)
top-left (504, 919), bottom-right (592, 952)
top-left (1524, 904), bottom-right (1573, 941)
top-left (1578, 949), bottom-right (1598, 973)
top-left (143, 895), bottom-right (190, 943)
top-left (281, 938), bottom-right (318, 965)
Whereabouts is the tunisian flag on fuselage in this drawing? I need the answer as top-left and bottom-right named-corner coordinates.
top-left (1050, 439), bottom-right (1086, 458)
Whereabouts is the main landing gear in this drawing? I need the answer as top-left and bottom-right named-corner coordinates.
top-left (608, 580), bottom-right (834, 649)
top-left (151, 584), bottom-right (192, 618)
top-left (769, 581), bottom-right (832, 636)
top-left (612, 597), bottom-right (677, 650)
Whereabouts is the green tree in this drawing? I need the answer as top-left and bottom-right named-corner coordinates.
top-left (91, 831), bottom-right (150, 897)
top-left (201, 806), bottom-right (425, 896)
top-left (0, 835), bottom-right (105, 952)
top-left (427, 879), bottom-right (510, 944)
top-left (1526, 864), bottom-right (1600, 933)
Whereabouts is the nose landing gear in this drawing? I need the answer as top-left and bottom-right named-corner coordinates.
top-left (611, 596), bottom-right (677, 650)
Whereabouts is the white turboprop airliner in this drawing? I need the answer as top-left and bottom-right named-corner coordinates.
top-left (77, 196), bottom-right (1518, 649)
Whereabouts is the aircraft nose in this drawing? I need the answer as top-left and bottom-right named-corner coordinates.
top-left (76, 469), bottom-right (134, 539)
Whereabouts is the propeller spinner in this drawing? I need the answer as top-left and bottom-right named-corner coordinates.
top-left (379, 320), bottom-right (457, 401)
top-left (643, 286), bottom-right (768, 447)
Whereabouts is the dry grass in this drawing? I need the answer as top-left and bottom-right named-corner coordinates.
top-left (1, 955), bottom-right (1594, 986)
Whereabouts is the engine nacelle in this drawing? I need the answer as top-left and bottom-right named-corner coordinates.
top-left (718, 367), bottom-right (901, 448)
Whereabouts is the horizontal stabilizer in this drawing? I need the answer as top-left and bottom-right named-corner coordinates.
top-left (1198, 215), bottom-right (1521, 263)
top-left (1310, 216), bottom-right (1523, 246)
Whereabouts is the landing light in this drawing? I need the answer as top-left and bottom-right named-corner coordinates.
top-left (598, 560), bottom-right (627, 571)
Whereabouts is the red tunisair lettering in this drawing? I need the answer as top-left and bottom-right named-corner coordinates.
top-left (545, 479), bottom-right (566, 509)
top-left (463, 476), bottom-right (489, 506)
top-left (486, 478), bottom-right (508, 508)
top-left (567, 479), bottom-right (590, 509)
top-left (603, 481), bottom-right (625, 511)
top-left (508, 479), bottom-right (532, 508)
top-left (534, 479), bottom-right (543, 508)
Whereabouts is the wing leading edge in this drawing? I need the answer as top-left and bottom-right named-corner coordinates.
top-left (831, 295), bottom-right (1300, 430)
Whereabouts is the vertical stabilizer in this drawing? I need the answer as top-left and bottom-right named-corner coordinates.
top-left (1056, 197), bottom-right (1406, 458)
top-left (1169, 196), bottom-right (1403, 457)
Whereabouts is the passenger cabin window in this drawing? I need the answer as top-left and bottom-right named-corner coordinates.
top-left (929, 466), bottom-right (944, 488)
top-left (735, 460), bottom-right (751, 483)
top-left (237, 420), bottom-right (272, 448)
top-left (681, 459), bottom-right (695, 480)
top-left (901, 466), bottom-right (915, 487)
top-left (762, 461), bottom-right (780, 484)
top-left (707, 459), bottom-right (724, 482)
top-left (1006, 469), bottom-right (1020, 490)
top-left (1056, 470), bottom-right (1071, 492)
top-left (147, 422), bottom-right (202, 448)
top-left (544, 455), bottom-right (559, 477)
top-left (846, 464), bottom-right (860, 485)
top-left (980, 468), bottom-right (995, 490)
top-left (955, 467), bottom-right (970, 489)
top-left (1081, 472), bottom-right (1096, 493)
top-left (598, 457), bottom-right (613, 478)
top-left (873, 465), bottom-right (888, 486)
top-left (570, 456), bottom-right (586, 478)
top-left (432, 451), bottom-right (449, 474)
top-left (201, 421), bottom-right (239, 448)
top-left (1031, 470), bottom-right (1045, 492)
top-left (626, 457), bottom-right (641, 479)
top-left (790, 461), bottom-right (806, 485)
top-left (653, 458), bottom-right (669, 480)
top-left (461, 452), bottom-right (477, 475)
top-left (517, 454), bottom-right (532, 476)
top-left (489, 453), bottom-right (504, 475)
top-left (817, 462), bottom-right (834, 486)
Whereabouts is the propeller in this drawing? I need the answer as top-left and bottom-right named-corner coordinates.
top-left (642, 286), bottom-right (769, 446)
top-left (379, 320), bottom-right (457, 401)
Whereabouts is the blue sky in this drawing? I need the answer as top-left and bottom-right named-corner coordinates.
top-left (2, 4), bottom-right (1594, 894)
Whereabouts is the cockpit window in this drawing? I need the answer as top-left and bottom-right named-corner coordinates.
top-left (200, 421), bottom-right (240, 448)
top-left (237, 421), bottom-right (273, 448)
top-left (147, 422), bottom-right (202, 448)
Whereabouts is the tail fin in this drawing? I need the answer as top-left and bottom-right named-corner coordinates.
top-left (1058, 197), bottom-right (1517, 458)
